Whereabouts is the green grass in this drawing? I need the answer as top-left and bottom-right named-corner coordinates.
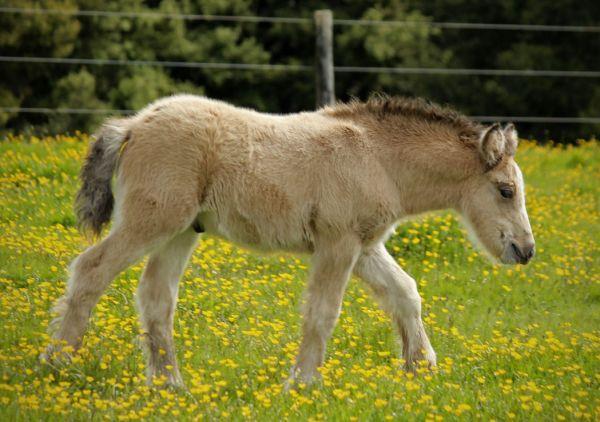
top-left (0, 135), bottom-right (598, 420)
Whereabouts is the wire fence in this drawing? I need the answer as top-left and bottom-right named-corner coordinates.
top-left (0, 56), bottom-right (312, 72)
top-left (2, 56), bottom-right (598, 78)
top-left (3, 6), bottom-right (600, 32)
top-left (1, 6), bottom-right (599, 125)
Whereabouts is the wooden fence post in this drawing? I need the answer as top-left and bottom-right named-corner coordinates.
top-left (314, 9), bottom-right (335, 108)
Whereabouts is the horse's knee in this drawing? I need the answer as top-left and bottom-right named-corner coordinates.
top-left (379, 277), bottom-right (421, 318)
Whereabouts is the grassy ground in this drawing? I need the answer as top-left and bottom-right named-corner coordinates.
top-left (0, 134), bottom-right (598, 421)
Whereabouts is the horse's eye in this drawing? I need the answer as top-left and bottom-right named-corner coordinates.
top-left (499, 187), bottom-right (514, 199)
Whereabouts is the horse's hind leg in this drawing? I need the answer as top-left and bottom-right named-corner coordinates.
top-left (46, 228), bottom-right (150, 357)
top-left (45, 189), bottom-right (199, 361)
top-left (136, 228), bottom-right (198, 387)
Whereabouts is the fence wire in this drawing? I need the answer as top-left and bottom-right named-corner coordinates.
top-left (2, 56), bottom-right (598, 78)
top-left (1, 6), bottom-right (599, 125)
top-left (0, 56), bottom-right (311, 72)
top-left (2, 6), bottom-right (600, 32)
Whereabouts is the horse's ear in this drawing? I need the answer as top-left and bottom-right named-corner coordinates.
top-left (503, 123), bottom-right (518, 156)
top-left (479, 123), bottom-right (505, 169)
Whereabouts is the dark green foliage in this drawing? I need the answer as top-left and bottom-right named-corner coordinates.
top-left (1, 0), bottom-right (598, 139)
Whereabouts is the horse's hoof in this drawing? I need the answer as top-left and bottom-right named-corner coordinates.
top-left (146, 372), bottom-right (186, 391)
top-left (40, 344), bottom-right (73, 367)
top-left (403, 347), bottom-right (437, 374)
top-left (284, 366), bottom-right (322, 391)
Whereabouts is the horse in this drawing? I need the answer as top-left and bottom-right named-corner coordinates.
top-left (43, 94), bottom-right (535, 387)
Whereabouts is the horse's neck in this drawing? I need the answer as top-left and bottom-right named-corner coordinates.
top-left (395, 174), bottom-right (464, 216)
top-left (360, 118), bottom-right (474, 216)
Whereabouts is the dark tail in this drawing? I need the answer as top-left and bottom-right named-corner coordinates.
top-left (75, 119), bottom-right (130, 236)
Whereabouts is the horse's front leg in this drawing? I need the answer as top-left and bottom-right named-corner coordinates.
top-left (288, 234), bottom-right (361, 386)
top-left (354, 242), bottom-right (436, 371)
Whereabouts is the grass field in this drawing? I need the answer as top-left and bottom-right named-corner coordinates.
top-left (0, 134), bottom-right (598, 420)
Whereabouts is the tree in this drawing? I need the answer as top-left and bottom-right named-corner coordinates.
top-left (0, 0), bottom-right (597, 140)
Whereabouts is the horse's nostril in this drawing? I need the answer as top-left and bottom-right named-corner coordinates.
top-left (511, 242), bottom-right (533, 264)
top-left (523, 244), bottom-right (535, 260)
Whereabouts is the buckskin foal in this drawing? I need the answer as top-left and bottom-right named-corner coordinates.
top-left (44, 94), bottom-right (535, 387)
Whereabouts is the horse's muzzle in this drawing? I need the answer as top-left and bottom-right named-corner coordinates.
top-left (510, 241), bottom-right (535, 264)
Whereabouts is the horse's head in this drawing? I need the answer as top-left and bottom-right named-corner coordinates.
top-left (461, 123), bottom-right (535, 265)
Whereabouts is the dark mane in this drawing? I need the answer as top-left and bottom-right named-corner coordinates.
top-left (328, 95), bottom-right (483, 139)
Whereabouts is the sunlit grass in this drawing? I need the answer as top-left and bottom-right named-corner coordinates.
top-left (0, 134), bottom-right (598, 420)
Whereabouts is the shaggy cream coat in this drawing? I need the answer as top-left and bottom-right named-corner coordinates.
top-left (44, 94), bottom-right (535, 387)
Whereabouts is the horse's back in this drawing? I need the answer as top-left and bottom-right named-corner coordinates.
top-left (112, 95), bottom-right (396, 251)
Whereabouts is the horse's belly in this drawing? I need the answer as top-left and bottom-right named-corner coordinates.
top-left (198, 210), bottom-right (311, 253)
